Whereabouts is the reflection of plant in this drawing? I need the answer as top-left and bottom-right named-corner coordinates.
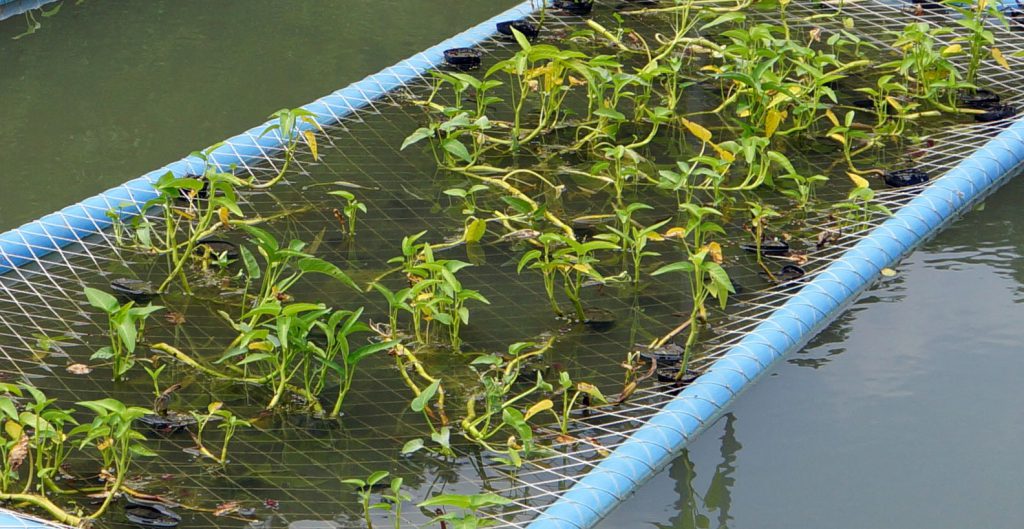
top-left (84, 287), bottom-right (163, 381)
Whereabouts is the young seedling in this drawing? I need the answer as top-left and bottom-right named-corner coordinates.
top-left (342, 470), bottom-right (391, 529)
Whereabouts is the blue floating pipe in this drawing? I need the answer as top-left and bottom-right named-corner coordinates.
top-left (0, 0), bottom-right (548, 275)
top-left (526, 119), bottom-right (1024, 529)
top-left (0, 0), bottom-right (60, 22)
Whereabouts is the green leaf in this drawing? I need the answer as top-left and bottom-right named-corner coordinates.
top-left (84, 287), bottom-right (119, 313)
top-left (367, 470), bottom-right (390, 486)
top-left (298, 258), bottom-right (357, 290)
top-left (442, 138), bottom-right (473, 162)
top-left (411, 380), bottom-right (441, 413)
top-left (653, 261), bottom-right (694, 275)
top-left (401, 438), bottom-right (425, 455)
top-left (464, 217), bottom-right (487, 244)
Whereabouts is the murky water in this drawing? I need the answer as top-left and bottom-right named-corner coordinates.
top-left (0, 0), bottom-right (519, 230)
top-left (597, 175), bottom-right (1024, 528)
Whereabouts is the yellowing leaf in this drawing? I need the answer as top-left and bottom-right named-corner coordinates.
top-left (992, 47), bottom-right (1010, 70)
top-left (681, 118), bottom-right (712, 143)
top-left (885, 96), bottom-right (904, 112)
top-left (847, 172), bottom-right (870, 189)
top-left (4, 420), bottom-right (22, 441)
top-left (765, 109), bottom-right (783, 138)
top-left (737, 108), bottom-right (751, 118)
top-left (524, 399), bottom-right (554, 421)
top-left (825, 108), bottom-right (840, 127)
top-left (828, 133), bottom-right (846, 145)
top-left (881, 267), bottom-right (897, 277)
top-left (646, 231), bottom-right (665, 242)
top-left (219, 206), bottom-right (230, 227)
top-left (248, 341), bottom-right (274, 352)
top-left (703, 241), bottom-right (724, 264)
top-left (713, 144), bottom-right (736, 162)
top-left (663, 227), bottom-right (688, 239)
top-left (699, 64), bottom-right (722, 74)
top-left (303, 130), bottom-right (319, 161)
top-left (941, 44), bottom-right (962, 57)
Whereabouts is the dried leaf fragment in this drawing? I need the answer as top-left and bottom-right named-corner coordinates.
top-left (67, 363), bottom-right (92, 375)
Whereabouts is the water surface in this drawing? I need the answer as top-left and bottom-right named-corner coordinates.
top-left (597, 176), bottom-right (1024, 529)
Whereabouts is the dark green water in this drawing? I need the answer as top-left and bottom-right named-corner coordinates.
top-left (0, 0), bottom-right (518, 230)
top-left (597, 176), bottom-right (1024, 528)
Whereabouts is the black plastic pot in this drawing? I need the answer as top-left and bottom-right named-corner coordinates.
top-left (194, 238), bottom-right (240, 260)
top-left (777, 264), bottom-right (806, 283)
top-left (137, 412), bottom-right (198, 434)
top-left (883, 167), bottom-right (929, 188)
top-left (975, 104), bottom-right (1017, 123)
top-left (554, 0), bottom-right (595, 15)
top-left (739, 238), bottom-right (790, 256)
top-left (443, 48), bottom-right (482, 70)
top-left (496, 20), bottom-right (539, 40)
top-left (582, 307), bottom-right (616, 332)
top-left (958, 88), bottom-right (1000, 110)
top-left (110, 278), bottom-right (158, 304)
top-left (656, 367), bottom-right (699, 386)
top-left (125, 499), bottom-right (181, 528)
top-left (638, 343), bottom-right (684, 366)
top-left (911, 0), bottom-right (944, 9)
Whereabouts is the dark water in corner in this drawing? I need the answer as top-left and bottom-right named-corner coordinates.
top-left (597, 174), bottom-right (1024, 528)
top-left (0, 0), bottom-right (518, 230)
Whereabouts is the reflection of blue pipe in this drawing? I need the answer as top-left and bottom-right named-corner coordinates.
top-left (527, 119), bottom-right (1024, 529)
top-left (0, 0), bottom-right (60, 22)
top-left (0, 0), bottom-right (546, 275)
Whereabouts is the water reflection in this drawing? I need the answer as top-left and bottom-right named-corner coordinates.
top-left (658, 414), bottom-right (740, 529)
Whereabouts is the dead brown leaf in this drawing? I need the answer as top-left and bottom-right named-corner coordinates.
top-left (8, 434), bottom-right (28, 471)
top-left (66, 363), bottom-right (92, 375)
top-left (214, 501), bottom-right (240, 517)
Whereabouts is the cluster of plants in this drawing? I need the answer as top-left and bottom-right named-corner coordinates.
top-left (18, 0), bottom-right (1022, 526)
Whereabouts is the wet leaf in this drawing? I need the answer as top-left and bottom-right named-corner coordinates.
top-left (66, 363), bottom-right (92, 375)
top-left (663, 227), bottom-right (687, 239)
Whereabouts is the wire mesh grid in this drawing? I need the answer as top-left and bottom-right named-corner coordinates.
top-left (1, 0), bottom-right (1023, 527)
